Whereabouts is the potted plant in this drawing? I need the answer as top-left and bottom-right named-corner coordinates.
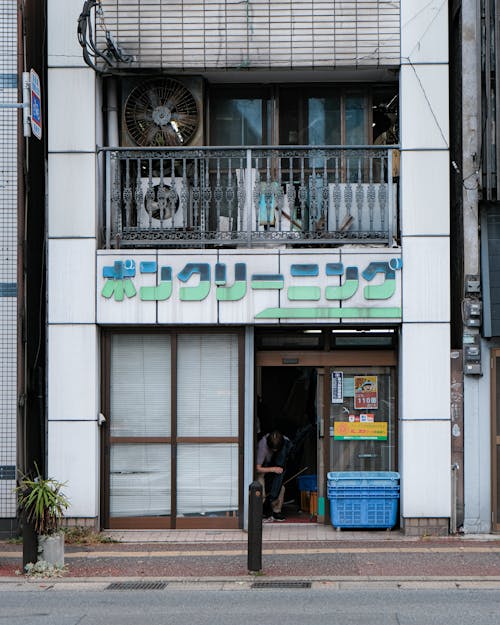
top-left (16, 464), bottom-right (70, 567)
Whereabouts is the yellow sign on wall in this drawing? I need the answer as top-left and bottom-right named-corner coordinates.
top-left (333, 421), bottom-right (388, 440)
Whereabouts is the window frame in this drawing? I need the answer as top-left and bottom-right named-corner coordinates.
top-left (101, 328), bottom-right (245, 530)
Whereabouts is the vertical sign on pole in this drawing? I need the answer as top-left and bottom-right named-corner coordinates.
top-left (30, 69), bottom-right (42, 140)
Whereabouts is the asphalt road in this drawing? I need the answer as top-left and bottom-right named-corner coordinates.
top-left (1, 586), bottom-right (500, 625)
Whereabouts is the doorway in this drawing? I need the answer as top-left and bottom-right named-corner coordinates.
top-left (257, 366), bottom-right (319, 523)
top-left (256, 341), bottom-right (398, 525)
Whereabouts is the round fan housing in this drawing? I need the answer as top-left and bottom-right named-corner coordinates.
top-left (124, 78), bottom-right (199, 147)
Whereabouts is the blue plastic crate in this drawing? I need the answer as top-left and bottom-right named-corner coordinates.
top-left (329, 493), bottom-right (399, 529)
top-left (297, 474), bottom-right (317, 492)
top-left (327, 485), bottom-right (400, 499)
top-left (327, 471), bottom-right (400, 488)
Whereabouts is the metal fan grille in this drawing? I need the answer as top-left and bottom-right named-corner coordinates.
top-left (124, 78), bottom-right (199, 147)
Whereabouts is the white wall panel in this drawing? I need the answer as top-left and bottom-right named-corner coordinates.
top-left (48, 325), bottom-right (98, 421)
top-left (339, 248), bottom-right (403, 324)
top-left (218, 251), bottom-right (281, 325)
top-left (48, 239), bottom-right (96, 324)
top-left (48, 421), bottom-right (99, 518)
top-left (157, 251), bottom-right (218, 324)
top-left (400, 151), bottom-right (450, 236)
top-left (48, 68), bottom-right (95, 153)
top-left (47, 0), bottom-right (87, 68)
top-left (97, 251), bottom-right (158, 324)
top-left (401, 0), bottom-right (448, 64)
top-left (48, 154), bottom-right (96, 237)
top-left (401, 323), bottom-right (450, 420)
top-left (400, 420), bottom-right (451, 517)
top-left (402, 237), bottom-right (450, 322)
top-left (400, 64), bottom-right (449, 149)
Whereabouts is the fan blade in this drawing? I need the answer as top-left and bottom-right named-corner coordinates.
top-left (143, 124), bottom-right (163, 146)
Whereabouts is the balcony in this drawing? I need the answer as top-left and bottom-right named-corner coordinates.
top-left (101, 146), bottom-right (398, 249)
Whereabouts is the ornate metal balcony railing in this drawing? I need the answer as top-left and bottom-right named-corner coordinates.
top-left (101, 146), bottom-right (398, 249)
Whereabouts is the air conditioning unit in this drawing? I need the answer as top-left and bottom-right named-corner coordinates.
top-left (139, 177), bottom-right (188, 229)
top-left (121, 76), bottom-right (204, 147)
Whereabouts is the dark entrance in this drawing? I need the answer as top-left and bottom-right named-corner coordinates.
top-left (257, 366), bottom-right (319, 523)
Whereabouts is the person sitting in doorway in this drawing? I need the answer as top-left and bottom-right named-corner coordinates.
top-left (256, 430), bottom-right (291, 522)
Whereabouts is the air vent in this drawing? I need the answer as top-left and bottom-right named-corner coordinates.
top-left (251, 581), bottom-right (312, 589)
top-left (123, 77), bottom-right (201, 147)
top-left (107, 581), bottom-right (168, 591)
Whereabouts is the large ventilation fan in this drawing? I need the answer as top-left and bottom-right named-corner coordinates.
top-left (124, 77), bottom-right (200, 147)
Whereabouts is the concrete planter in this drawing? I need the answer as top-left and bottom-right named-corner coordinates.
top-left (38, 532), bottom-right (64, 567)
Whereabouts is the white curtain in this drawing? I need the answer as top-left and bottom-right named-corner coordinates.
top-left (110, 444), bottom-right (171, 517)
top-left (110, 334), bottom-right (171, 437)
top-left (176, 444), bottom-right (238, 515)
top-left (177, 334), bottom-right (238, 437)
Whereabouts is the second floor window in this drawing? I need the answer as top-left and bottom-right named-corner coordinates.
top-left (209, 84), bottom-right (398, 147)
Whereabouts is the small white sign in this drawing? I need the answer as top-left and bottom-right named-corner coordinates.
top-left (30, 69), bottom-right (42, 140)
top-left (331, 371), bottom-right (344, 404)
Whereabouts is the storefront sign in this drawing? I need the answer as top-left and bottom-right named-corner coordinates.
top-left (97, 250), bottom-right (402, 325)
top-left (333, 421), bottom-right (388, 440)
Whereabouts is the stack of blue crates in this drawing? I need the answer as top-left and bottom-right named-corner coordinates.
top-left (327, 471), bottom-right (400, 529)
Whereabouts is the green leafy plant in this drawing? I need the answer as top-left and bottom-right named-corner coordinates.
top-left (16, 464), bottom-right (70, 535)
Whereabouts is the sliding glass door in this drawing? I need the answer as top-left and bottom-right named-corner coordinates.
top-left (103, 331), bottom-right (243, 529)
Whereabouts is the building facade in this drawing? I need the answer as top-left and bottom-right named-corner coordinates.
top-left (0, 0), bottom-right (46, 539)
top-left (0, 0), bottom-right (19, 535)
top-left (43, 0), bottom-right (453, 535)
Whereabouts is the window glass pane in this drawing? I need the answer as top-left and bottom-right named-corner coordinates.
top-left (372, 89), bottom-right (399, 144)
top-left (110, 335), bottom-right (171, 437)
top-left (279, 90), bottom-right (300, 144)
top-left (211, 98), bottom-right (264, 145)
top-left (110, 444), bottom-right (171, 517)
top-left (329, 367), bottom-right (396, 472)
top-left (345, 95), bottom-right (366, 144)
top-left (308, 96), bottom-right (341, 145)
top-left (177, 444), bottom-right (238, 516)
top-left (177, 334), bottom-right (239, 437)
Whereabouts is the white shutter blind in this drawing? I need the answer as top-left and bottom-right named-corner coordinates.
top-left (110, 444), bottom-right (171, 517)
top-left (177, 334), bottom-right (238, 437)
top-left (110, 335), bottom-right (171, 437)
top-left (176, 444), bottom-right (238, 515)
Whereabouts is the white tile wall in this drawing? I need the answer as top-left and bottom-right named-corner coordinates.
top-left (48, 421), bottom-right (99, 518)
top-left (48, 153), bottom-right (96, 238)
top-left (48, 325), bottom-right (98, 421)
top-left (47, 0), bottom-right (88, 68)
top-left (400, 64), bottom-right (449, 150)
top-left (402, 237), bottom-right (450, 322)
top-left (48, 239), bottom-right (96, 324)
top-left (48, 68), bottom-right (96, 153)
top-left (401, 323), bottom-right (451, 420)
top-left (400, 420), bottom-right (451, 517)
top-left (401, 0), bottom-right (448, 64)
top-left (400, 151), bottom-right (450, 236)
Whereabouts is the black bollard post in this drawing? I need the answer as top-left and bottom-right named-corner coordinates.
top-left (247, 480), bottom-right (263, 572)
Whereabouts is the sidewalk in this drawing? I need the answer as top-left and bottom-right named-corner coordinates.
top-left (1, 526), bottom-right (500, 584)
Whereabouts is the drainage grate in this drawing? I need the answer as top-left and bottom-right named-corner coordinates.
top-left (107, 581), bottom-right (168, 591)
top-left (251, 581), bottom-right (311, 589)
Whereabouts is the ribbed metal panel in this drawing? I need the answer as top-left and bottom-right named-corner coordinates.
top-left (96, 0), bottom-right (400, 71)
